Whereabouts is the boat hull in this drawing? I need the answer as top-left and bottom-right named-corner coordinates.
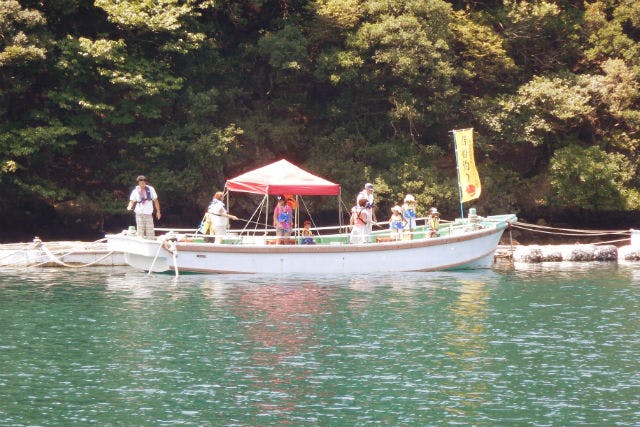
top-left (107, 215), bottom-right (514, 274)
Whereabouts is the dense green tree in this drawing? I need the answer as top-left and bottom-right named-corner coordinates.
top-left (549, 144), bottom-right (640, 210)
top-left (2, 0), bottom-right (640, 240)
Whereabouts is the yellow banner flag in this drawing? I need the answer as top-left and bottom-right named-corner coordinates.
top-left (453, 128), bottom-right (481, 202)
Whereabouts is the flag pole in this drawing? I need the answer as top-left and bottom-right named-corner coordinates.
top-left (451, 129), bottom-right (465, 219)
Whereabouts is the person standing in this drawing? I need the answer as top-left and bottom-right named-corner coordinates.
top-left (350, 196), bottom-right (371, 244)
top-left (426, 207), bottom-right (440, 237)
top-left (388, 205), bottom-right (406, 240)
top-left (207, 191), bottom-right (238, 244)
top-left (127, 175), bottom-right (161, 239)
top-left (273, 195), bottom-right (293, 243)
top-left (356, 183), bottom-right (376, 242)
top-left (402, 194), bottom-right (418, 239)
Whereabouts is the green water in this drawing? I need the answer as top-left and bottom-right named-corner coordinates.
top-left (1, 264), bottom-right (639, 426)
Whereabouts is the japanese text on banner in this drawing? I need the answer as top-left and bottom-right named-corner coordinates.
top-left (453, 128), bottom-right (481, 202)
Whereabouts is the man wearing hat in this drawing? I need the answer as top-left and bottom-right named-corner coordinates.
top-left (127, 175), bottom-right (161, 239)
top-left (356, 183), bottom-right (377, 242)
top-left (402, 194), bottom-right (417, 238)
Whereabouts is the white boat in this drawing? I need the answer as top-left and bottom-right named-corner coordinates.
top-left (106, 214), bottom-right (516, 274)
top-left (107, 159), bottom-right (516, 274)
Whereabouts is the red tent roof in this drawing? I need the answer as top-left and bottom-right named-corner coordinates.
top-left (225, 159), bottom-right (341, 196)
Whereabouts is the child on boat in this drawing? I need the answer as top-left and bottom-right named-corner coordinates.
top-left (301, 220), bottom-right (315, 244)
top-left (426, 207), bottom-right (440, 237)
top-left (388, 205), bottom-right (406, 240)
top-left (402, 194), bottom-right (417, 239)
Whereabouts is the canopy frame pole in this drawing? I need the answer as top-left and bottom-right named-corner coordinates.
top-left (295, 195), bottom-right (299, 238)
top-left (264, 190), bottom-right (270, 236)
top-left (338, 193), bottom-right (343, 230)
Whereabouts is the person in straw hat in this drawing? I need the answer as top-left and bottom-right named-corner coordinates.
top-left (426, 207), bottom-right (440, 237)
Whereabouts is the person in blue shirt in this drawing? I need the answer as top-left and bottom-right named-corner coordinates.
top-left (273, 195), bottom-right (293, 243)
top-left (301, 220), bottom-right (315, 244)
top-left (402, 194), bottom-right (417, 239)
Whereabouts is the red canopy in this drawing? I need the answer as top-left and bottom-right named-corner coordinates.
top-left (225, 159), bottom-right (341, 196)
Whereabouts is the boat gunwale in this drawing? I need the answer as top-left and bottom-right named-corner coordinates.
top-left (167, 243), bottom-right (500, 274)
top-left (170, 223), bottom-right (507, 254)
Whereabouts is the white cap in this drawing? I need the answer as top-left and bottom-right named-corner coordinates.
top-left (404, 194), bottom-right (415, 202)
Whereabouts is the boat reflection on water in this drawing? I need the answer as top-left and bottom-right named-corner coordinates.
top-left (443, 279), bottom-right (490, 417)
top-left (231, 281), bottom-right (337, 421)
top-left (104, 271), bottom-right (184, 303)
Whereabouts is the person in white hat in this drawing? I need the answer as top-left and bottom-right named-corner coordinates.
top-left (127, 175), bottom-right (161, 239)
top-left (388, 205), bottom-right (406, 240)
top-left (356, 183), bottom-right (376, 242)
top-left (402, 194), bottom-right (417, 238)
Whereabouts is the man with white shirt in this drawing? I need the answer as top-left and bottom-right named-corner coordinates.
top-left (207, 191), bottom-right (238, 244)
top-left (356, 183), bottom-right (376, 242)
top-left (127, 175), bottom-right (161, 239)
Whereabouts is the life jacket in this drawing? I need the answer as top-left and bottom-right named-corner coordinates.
top-left (353, 208), bottom-right (367, 225)
top-left (428, 215), bottom-right (439, 231)
top-left (275, 206), bottom-right (292, 224)
top-left (389, 214), bottom-right (404, 230)
top-left (403, 209), bottom-right (416, 219)
top-left (137, 186), bottom-right (152, 203)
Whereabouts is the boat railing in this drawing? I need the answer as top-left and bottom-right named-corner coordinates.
top-left (152, 215), bottom-right (507, 245)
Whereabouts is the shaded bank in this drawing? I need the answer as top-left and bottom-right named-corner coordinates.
top-left (4, 202), bottom-right (639, 245)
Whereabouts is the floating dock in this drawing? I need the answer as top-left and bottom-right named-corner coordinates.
top-left (0, 238), bottom-right (125, 268)
top-left (496, 243), bottom-right (640, 263)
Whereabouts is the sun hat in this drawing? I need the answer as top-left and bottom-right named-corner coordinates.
top-left (391, 205), bottom-right (402, 213)
top-left (404, 194), bottom-right (415, 202)
top-left (136, 175), bottom-right (147, 182)
top-left (364, 183), bottom-right (374, 190)
top-left (429, 207), bottom-right (439, 214)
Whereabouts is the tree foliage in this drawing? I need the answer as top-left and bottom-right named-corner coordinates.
top-left (1, 0), bottom-right (640, 238)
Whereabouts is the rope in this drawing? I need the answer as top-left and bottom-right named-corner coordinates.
top-left (0, 248), bottom-right (28, 262)
top-left (40, 245), bottom-right (117, 268)
top-left (512, 221), bottom-right (631, 237)
top-left (513, 221), bottom-right (630, 235)
top-left (592, 237), bottom-right (632, 245)
top-left (18, 248), bottom-right (116, 269)
top-left (9, 237), bottom-right (115, 269)
top-left (0, 237), bottom-right (46, 262)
